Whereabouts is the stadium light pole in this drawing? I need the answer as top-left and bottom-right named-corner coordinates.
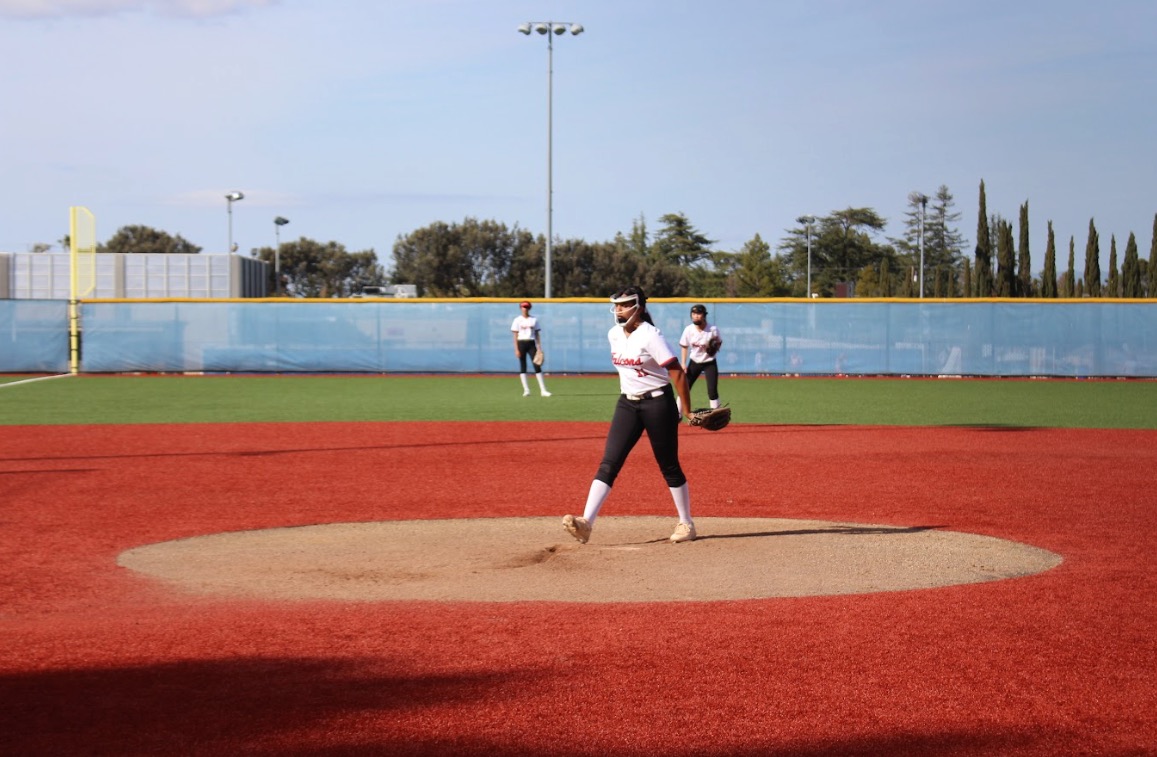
top-left (273, 216), bottom-right (289, 296)
top-left (225, 191), bottom-right (244, 254)
top-left (910, 192), bottom-right (929, 298)
top-left (797, 215), bottom-right (816, 297)
top-left (518, 20), bottom-right (584, 299)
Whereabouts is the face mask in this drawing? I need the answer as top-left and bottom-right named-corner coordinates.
top-left (609, 294), bottom-right (639, 325)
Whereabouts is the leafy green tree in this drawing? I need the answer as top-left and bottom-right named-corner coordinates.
top-left (878, 259), bottom-right (904, 296)
top-left (554, 238), bottom-right (642, 297)
top-left (961, 258), bottom-right (972, 298)
top-left (856, 264), bottom-right (883, 297)
top-left (1017, 202), bottom-right (1033, 297)
top-left (995, 218), bottom-right (1015, 297)
top-left (1064, 236), bottom-right (1076, 297)
top-left (253, 238), bottom-right (382, 297)
top-left (626, 215), bottom-right (649, 259)
top-left (1121, 232), bottom-right (1142, 298)
top-left (973, 181), bottom-right (992, 296)
top-left (1106, 235), bottom-right (1119, 297)
top-left (724, 234), bottom-right (789, 296)
top-left (101, 225), bottom-right (202, 255)
top-left (1041, 221), bottom-right (1058, 298)
top-left (651, 213), bottom-right (714, 267)
top-left (1083, 219), bottom-right (1101, 297)
top-left (891, 187), bottom-right (965, 297)
top-left (644, 212), bottom-right (713, 296)
top-left (776, 221), bottom-right (815, 297)
top-left (890, 191), bottom-right (928, 294)
top-left (926, 185), bottom-right (967, 274)
top-left (809, 208), bottom-right (890, 296)
top-left (391, 218), bottom-right (527, 297)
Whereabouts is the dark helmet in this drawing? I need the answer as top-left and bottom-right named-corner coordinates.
top-left (690, 304), bottom-right (708, 315)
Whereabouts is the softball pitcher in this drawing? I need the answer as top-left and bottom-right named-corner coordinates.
top-left (562, 285), bottom-right (697, 545)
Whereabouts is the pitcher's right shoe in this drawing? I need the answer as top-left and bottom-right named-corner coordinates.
top-left (562, 514), bottom-right (592, 544)
top-left (670, 521), bottom-right (697, 543)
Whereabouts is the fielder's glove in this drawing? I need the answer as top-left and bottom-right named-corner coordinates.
top-left (533, 350), bottom-right (545, 367)
top-left (705, 336), bottom-right (721, 357)
top-left (688, 405), bottom-right (731, 431)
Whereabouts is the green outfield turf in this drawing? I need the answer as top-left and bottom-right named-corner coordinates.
top-left (1, 374), bottom-right (1155, 428)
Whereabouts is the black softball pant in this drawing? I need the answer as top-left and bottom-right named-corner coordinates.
top-left (517, 340), bottom-right (542, 374)
top-left (686, 359), bottom-right (720, 401)
top-left (595, 385), bottom-right (687, 489)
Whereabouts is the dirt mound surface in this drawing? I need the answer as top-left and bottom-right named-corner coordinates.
top-left (118, 517), bottom-right (1061, 603)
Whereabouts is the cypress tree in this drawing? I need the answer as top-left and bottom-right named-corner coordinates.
top-left (1041, 221), bottom-right (1057, 298)
top-left (1107, 235), bottom-right (1119, 297)
top-left (962, 259), bottom-right (973, 297)
top-left (1149, 214), bottom-right (1157, 297)
top-left (1083, 219), bottom-right (1102, 297)
top-left (1018, 202), bottom-right (1032, 297)
top-left (1122, 232), bottom-right (1141, 298)
top-left (995, 219), bottom-right (1015, 297)
top-left (1064, 237), bottom-right (1076, 297)
top-left (974, 180), bottom-right (992, 297)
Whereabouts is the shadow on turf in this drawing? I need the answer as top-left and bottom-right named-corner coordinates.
top-left (2, 434), bottom-right (610, 463)
top-left (0, 655), bottom-right (1048, 756)
top-left (720, 423), bottom-right (1039, 433)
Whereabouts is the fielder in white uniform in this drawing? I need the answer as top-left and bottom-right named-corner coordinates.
top-left (678, 303), bottom-right (723, 411)
top-left (511, 300), bottom-right (550, 397)
top-left (562, 285), bottom-right (697, 545)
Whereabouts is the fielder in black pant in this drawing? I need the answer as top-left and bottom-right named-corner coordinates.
top-left (679, 303), bottom-right (724, 411)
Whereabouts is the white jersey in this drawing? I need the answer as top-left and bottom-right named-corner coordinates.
top-left (679, 323), bottom-right (721, 364)
top-left (608, 321), bottom-right (678, 395)
top-left (511, 315), bottom-right (540, 340)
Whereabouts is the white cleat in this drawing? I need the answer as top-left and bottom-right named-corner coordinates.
top-left (670, 522), bottom-right (697, 543)
top-left (562, 514), bottom-right (592, 544)
top-left (541, 391), bottom-right (552, 397)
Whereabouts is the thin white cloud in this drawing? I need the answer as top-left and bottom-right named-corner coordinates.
top-left (0, 0), bottom-right (276, 19)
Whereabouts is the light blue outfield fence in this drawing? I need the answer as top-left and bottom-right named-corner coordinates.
top-left (2, 299), bottom-right (1156, 377)
top-left (0, 300), bottom-right (69, 373)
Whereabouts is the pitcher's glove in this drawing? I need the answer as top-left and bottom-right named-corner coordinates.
top-left (688, 405), bottom-right (731, 431)
top-left (705, 336), bottom-right (721, 357)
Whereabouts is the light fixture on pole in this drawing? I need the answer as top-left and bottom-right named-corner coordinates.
top-left (797, 215), bottom-right (816, 297)
top-left (225, 191), bottom-right (244, 254)
top-left (517, 20), bottom-right (584, 299)
top-left (273, 216), bottom-right (289, 296)
top-left (910, 192), bottom-right (929, 298)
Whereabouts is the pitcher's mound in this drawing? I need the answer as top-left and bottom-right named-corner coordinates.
top-left (117, 517), bottom-right (1061, 603)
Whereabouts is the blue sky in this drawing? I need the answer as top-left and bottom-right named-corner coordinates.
top-left (2, 0), bottom-right (1154, 277)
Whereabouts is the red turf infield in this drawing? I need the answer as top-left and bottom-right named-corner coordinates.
top-left (1, 421), bottom-right (1155, 756)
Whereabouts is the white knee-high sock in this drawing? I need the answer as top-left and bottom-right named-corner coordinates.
top-left (710, 398), bottom-right (720, 409)
top-left (670, 483), bottom-right (692, 524)
top-left (536, 373), bottom-right (548, 391)
top-left (519, 373), bottom-right (529, 391)
top-left (582, 480), bottom-right (612, 524)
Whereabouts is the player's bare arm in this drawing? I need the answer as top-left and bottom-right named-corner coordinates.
top-left (666, 361), bottom-right (692, 420)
